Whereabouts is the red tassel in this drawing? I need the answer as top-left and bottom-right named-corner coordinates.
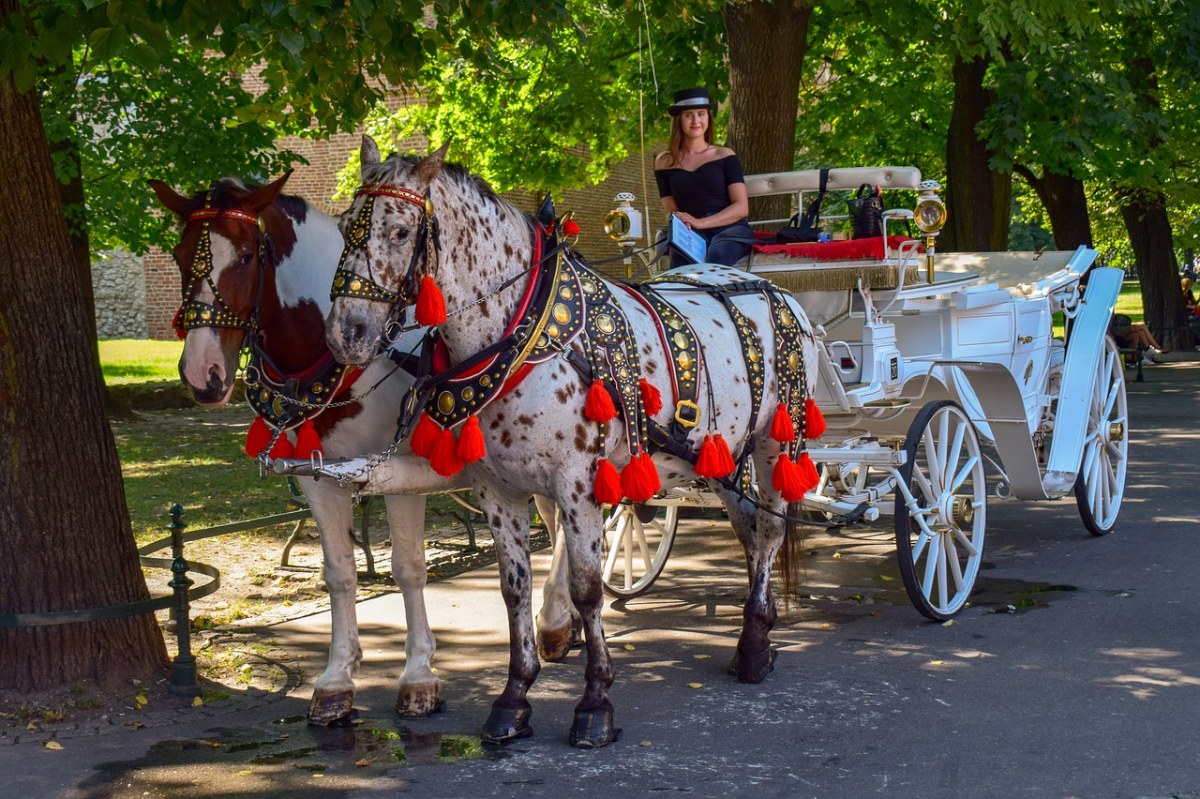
top-left (620, 452), bottom-right (661, 502)
top-left (429, 427), bottom-right (464, 477)
top-left (796, 451), bottom-right (821, 494)
top-left (770, 402), bottom-right (795, 443)
top-left (171, 308), bottom-right (187, 340)
top-left (772, 454), bottom-right (807, 502)
top-left (593, 458), bottom-right (624, 505)
top-left (562, 219), bottom-right (580, 238)
top-left (694, 434), bottom-right (735, 479)
top-left (639, 378), bottom-right (663, 416)
top-left (294, 420), bottom-right (323, 458)
top-left (244, 416), bottom-right (273, 458)
top-left (585, 380), bottom-right (618, 422)
top-left (804, 397), bottom-right (826, 439)
top-left (456, 415), bottom-right (486, 463)
top-left (415, 274), bottom-right (447, 326)
top-left (409, 413), bottom-right (440, 459)
top-left (268, 433), bottom-right (295, 460)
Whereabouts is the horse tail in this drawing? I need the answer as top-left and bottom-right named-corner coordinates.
top-left (775, 501), bottom-right (807, 604)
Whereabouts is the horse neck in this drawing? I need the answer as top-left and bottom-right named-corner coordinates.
top-left (436, 193), bottom-right (538, 362)
top-left (256, 203), bottom-right (343, 374)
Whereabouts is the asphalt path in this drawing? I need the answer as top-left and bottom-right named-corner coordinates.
top-left (6, 357), bottom-right (1199, 799)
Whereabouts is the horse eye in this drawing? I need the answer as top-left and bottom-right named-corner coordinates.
top-left (239, 252), bottom-right (255, 267)
top-left (390, 227), bottom-right (411, 244)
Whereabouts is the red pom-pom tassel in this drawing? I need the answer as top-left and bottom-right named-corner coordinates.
top-left (593, 458), bottom-right (624, 505)
top-left (294, 419), bottom-right (323, 458)
top-left (770, 402), bottom-right (795, 443)
top-left (620, 452), bottom-right (661, 502)
top-left (796, 451), bottom-right (821, 494)
top-left (694, 434), bottom-right (735, 479)
top-left (171, 308), bottom-right (187, 340)
top-left (415, 274), bottom-right (447, 326)
top-left (456, 415), bottom-right (486, 463)
top-left (771, 454), bottom-right (807, 502)
top-left (639, 378), bottom-right (663, 416)
top-left (804, 397), bottom-right (826, 439)
top-left (429, 427), bottom-right (464, 477)
top-left (585, 380), bottom-right (618, 423)
top-left (268, 433), bottom-right (295, 461)
top-left (244, 416), bottom-right (273, 458)
top-left (409, 413), bottom-right (440, 459)
top-left (562, 219), bottom-right (580, 238)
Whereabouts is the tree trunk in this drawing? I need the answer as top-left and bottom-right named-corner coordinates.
top-left (1121, 192), bottom-right (1192, 352)
top-left (723, 0), bottom-right (814, 221)
top-left (1015, 165), bottom-right (1093, 249)
top-left (943, 55), bottom-right (1012, 252)
top-left (0, 29), bottom-right (168, 691)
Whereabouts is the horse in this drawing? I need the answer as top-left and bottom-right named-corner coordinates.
top-left (149, 174), bottom-right (577, 725)
top-left (323, 137), bottom-right (824, 748)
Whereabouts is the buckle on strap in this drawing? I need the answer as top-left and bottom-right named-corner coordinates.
top-left (673, 399), bottom-right (700, 429)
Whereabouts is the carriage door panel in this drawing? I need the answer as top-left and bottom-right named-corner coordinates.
top-left (1013, 302), bottom-right (1052, 430)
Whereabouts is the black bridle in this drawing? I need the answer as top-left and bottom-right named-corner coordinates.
top-left (329, 182), bottom-right (441, 349)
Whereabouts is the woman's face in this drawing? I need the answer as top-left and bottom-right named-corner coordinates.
top-left (679, 108), bottom-right (709, 140)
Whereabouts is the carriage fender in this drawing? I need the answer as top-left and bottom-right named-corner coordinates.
top-left (1042, 265), bottom-right (1123, 494)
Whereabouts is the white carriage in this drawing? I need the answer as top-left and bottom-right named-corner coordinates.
top-left (601, 167), bottom-right (1128, 620)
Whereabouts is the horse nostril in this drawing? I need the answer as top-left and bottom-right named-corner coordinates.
top-left (208, 366), bottom-right (224, 392)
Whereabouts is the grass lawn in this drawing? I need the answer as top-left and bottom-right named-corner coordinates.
top-left (100, 338), bottom-right (183, 385)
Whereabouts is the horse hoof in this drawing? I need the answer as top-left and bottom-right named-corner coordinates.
top-left (728, 647), bottom-right (777, 684)
top-left (481, 705), bottom-right (533, 743)
top-left (307, 691), bottom-right (355, 726)
top-left (537, 625), bottom-right (574, 663)
top-left (396, 685), bottom-right (445, 719)
top-left (569, 708), bottom-right (621, 749)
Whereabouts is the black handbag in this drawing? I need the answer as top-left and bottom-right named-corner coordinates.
top-left (775, 167), bottom-right (830, 244)
top-left (847, 183), bottom-right (884, 239)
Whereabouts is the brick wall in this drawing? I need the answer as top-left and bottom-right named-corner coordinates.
top-left (143, 87), bottom-right (665, 337)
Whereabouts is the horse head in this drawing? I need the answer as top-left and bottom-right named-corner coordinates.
top-left (150, 173), bottom-right (292, 405)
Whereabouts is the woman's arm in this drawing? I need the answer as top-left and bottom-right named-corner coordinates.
top-left (679, 181), bottom-right (748, 230)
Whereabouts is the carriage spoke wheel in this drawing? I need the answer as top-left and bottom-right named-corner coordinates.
top-left (601, 501), bottom-right (680, 599)
top-left (894, 400), bottom-right (987, 621)
top-left (1073, 335), bottom-right (1129, 535)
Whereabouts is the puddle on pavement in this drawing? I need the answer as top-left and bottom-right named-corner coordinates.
top-left (78, 715), bottom-right (503, 798)
top-left (969, 577), bottom-right (1079, 614)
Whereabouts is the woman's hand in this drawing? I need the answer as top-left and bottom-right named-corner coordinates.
top-left (674, 211), bottom-right (701, 229)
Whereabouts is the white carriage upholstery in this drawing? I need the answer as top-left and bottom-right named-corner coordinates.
top-left (743, 166), bottom-right (923, 199)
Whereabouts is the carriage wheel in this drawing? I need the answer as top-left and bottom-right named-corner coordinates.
top-left (1073, 335), bottom-right (1129, 536)
top-left (894, 400), bottom-right (988, 621)
top-left (601, 501), bottom-right (680, 599)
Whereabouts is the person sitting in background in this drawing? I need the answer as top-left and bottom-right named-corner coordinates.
top-left (654, 87), bottom-right (756, 268)
top-left (1182, 277), bottom-right (1197, 310)
top-left (1109, 314), bottom-right (1165, 363)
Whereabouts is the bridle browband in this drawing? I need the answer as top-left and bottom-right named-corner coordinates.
top-left (329, 181), bottom-right (440, 347)
top-left (174, 199), bottom-right (270, 335)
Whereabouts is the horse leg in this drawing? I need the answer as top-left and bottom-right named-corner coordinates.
top-left (533, 496), bottom-right (582, 662)
top-left (558, 495), bottom-right (619, 748)
top-left (713, 483), bottom-right (783, 684)
top-left (475, 486), bottom-right (540, 743)
top-left (301, 477), bottom-right (362, 724)
top-left (383, 493), bottom-right (443, 718)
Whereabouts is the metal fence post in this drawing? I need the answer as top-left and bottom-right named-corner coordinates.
top-left (167, 503), bottom-right (200, 697)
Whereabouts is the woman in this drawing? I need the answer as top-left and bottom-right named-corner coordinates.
top-left (655, 87), bottom-right (757, 267)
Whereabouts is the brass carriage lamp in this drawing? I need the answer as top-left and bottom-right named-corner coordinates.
top-left (604, 192), bottom-right (644, 278)
top-left (914, 180), bottom-right (947, 284)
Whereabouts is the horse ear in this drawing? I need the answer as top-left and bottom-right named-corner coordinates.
top-left (242, 170), bottom-right (292, 213)
top-left (148, 179), bottom-right (190, 218)
top-left (361, 135), bottom-right (381, 172)
top-left (414, 142), bottom-right (450, 184)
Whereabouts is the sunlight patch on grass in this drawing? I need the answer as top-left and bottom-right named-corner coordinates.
top-left (100, 339), bottom-right (183, 385)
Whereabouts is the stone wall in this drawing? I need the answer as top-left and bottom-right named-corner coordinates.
top-left (91, 250), bottom-right (147, 338)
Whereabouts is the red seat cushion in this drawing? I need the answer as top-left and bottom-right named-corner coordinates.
top-left (752, 235), bottom-right (920, 261)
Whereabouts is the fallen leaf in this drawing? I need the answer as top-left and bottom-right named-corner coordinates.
top-left (832, 552), bottom-right (842, 559)
top-left (941, 620), bottom-right (954, 627)
top-left (26, 722), bottom-right (36, 731)
top-left (125, 721), bottom-right (145, 729)
top-left (623, 644), bottom-right (635, 651)
top-left (134, 693), bottom-right (148, 709)
top-left (687, 682), bottom-right (703, 689)
top-left (639, 740), bottom-right (653, 747)
top-left (312, 774), bottom-right (324, 779)
top-left (929, 660), bottom-right (944, 666)
top-left (821, 623), bottom-right (832, 630)
top-left (355, 758), bottom-right (371, 767)
top-left (233, 770), bottom-right (253, 777)
top-left (192, 696), bottom-right (205, 707)
top-left (42, 740), bottom-right (63, 750)
top-left (692, 654), bottom-right (710, 660)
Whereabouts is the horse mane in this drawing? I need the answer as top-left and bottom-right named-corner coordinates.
top-left (182, 177), bottom-right (309, 223)
top-left (366, 153), bottom-right (510, 213)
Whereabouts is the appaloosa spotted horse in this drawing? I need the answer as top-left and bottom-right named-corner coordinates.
top-left (324, 137), bottom-right (824, 747)
top-left (150, 173), bottom-right (575, 726)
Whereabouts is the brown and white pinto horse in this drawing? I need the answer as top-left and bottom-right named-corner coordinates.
top-left (324, 138), bottom-right (822, 748)
top-left (149, 174), bottom-right (576, 725)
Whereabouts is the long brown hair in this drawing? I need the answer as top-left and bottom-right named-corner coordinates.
top-left (663, 109), bottom-right (714, 168)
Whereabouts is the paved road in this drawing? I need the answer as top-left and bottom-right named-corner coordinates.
top-left (6, 358), bottom-right (1199, 798)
